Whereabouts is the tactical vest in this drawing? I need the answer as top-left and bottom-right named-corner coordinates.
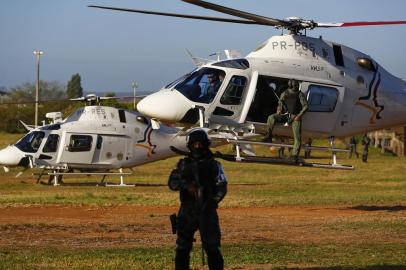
top-left (284, 91), bottom-right (302, 115)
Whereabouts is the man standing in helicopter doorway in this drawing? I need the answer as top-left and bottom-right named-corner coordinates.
top-left (264, 79), bottom-right (308, 162)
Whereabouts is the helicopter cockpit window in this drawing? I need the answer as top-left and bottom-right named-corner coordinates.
top-left (212, 59), bottom-right (250, 70)
top-left (175, 68), bottom-right (226, 104)
top-left (68, 135), bottom-right (93, 152)
top-left (165, 70), bottom-right (196, 89)
top-left (306, 85), bottom-right (339, 112)
top-left (43, 134), bottom-right (60, 153)
top-left (15, 131), bottom-right (45, 153)
top-left (220, 76), bottom-right (247, 105)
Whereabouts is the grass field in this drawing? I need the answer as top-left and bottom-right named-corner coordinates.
top-left (0, 133), bottom-right (405, 269)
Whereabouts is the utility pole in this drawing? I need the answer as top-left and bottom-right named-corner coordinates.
top-left (33, 50), bottom-right (44, 127)
top-left (132, 81), bottom-right (138, 110)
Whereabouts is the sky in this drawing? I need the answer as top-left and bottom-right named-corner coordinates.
top-left (1, 0), bottom-right (406, 94)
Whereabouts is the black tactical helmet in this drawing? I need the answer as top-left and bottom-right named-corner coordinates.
top-left (187, 129), bottom-right (211, 149)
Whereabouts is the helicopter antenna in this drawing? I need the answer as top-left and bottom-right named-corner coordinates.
top-left (209, 51), bottom-right (222, 61)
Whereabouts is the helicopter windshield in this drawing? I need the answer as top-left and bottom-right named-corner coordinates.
top-left (165, 69), bottom-right (197, 89)
top-left (15, 131), bottom-right (45, 153)
top-left (175, 68), bottom-right (226, 104)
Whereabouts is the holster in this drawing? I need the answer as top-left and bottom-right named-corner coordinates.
top-left (170, 213), bottom-right (177, 234)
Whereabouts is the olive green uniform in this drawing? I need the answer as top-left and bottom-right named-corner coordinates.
top-left (266, 89), bottom-right (308, 158)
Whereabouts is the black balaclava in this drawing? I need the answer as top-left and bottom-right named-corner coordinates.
top-left (187, 130), bottom-right (211, 160)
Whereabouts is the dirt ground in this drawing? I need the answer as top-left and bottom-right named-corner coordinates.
top-left (0, 204), bottom-right (404, 249)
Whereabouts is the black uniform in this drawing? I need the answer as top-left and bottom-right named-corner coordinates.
top-left (169, 149), bottom-right (227, 270)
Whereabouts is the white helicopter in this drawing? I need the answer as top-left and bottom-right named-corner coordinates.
top-left (2, 1), bottom-right (406, 182)
top-left (0, 94), bottom-right (201, 186)
top-left (89, 0), bottom-right (406, 167)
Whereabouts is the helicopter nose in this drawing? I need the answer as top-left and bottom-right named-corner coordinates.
top-left (137, 90), bottom-right (193, 122)
top-left (0, 146), bottom-right (26, 166)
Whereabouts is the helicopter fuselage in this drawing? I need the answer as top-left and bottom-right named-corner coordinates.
top-left (0, 106), bottom-right (188, 171)
top-left (137, 34), bottom-right (406, 139)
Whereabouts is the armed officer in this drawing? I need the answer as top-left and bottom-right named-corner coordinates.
top-left (168, 129), bottom-right (227, 270)
top-left (264, 79), bottom-right (308, 162)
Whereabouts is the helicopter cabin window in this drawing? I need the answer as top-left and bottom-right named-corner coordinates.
top-left (306, 85), bottom-right (339, 112)
top-left (220, 76), bottom-right (247, 105)
top-left (118, 110), bottom-right (126, 123)
top-left (15, 131), bottom-right (45, 153)
top-left (213, 107), bottom-right (234, 116)
top-left (96, 135), bottom-right (103, 150)
top-left (68, 135), bottom-right (93, 152)
top-left (43, 134), bottom-right (60, 153)
top-left (175, 68), bottom-right (226, 104)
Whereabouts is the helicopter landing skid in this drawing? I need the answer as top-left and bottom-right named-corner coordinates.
top-left (215, 154), bottom-right (354, 170)
top-left (223, 139), bottom-right (354, 170)
top-left (102, 169), bottom-right (135, 187)
top-left (41, 169), bottom-right (134, 187)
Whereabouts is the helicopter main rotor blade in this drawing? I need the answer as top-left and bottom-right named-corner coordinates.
top-left (317, 20), bottom-right (406, 28)
top-left (181, 0), bottom-right (289, 27)
top-left (88, 5), bottom-right (268, 25)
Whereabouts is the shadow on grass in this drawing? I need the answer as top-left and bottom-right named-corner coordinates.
top-left (229, 183), bottom-right (268, 186)
top-left (281, 266), bottom-right (406, 270)
top-left (39, 181), bottom-right (166, 187)
top-left (348, 205), bottom-right (406, 212)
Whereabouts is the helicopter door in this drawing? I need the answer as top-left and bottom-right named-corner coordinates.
top-left (209, 72), bottom-right (252, 122)
top-left (60, 133), bottom-right (97, 164)
top-left (97, 135), bottom-right (129, 165)
top-left (38, 134), bottom-right (60, 162)
top-left (301, 83), bottom-right (343, 134)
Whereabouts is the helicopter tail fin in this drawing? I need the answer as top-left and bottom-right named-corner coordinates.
top-left (185, 49), bottom-right (210, 67)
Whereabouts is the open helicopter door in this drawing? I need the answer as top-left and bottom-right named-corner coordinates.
top-left (59, 133), bottom-right (97, 164)
top-left (301, 82), bottom-right (344, 135)
top-left (239, 71), bottom-right (259, 123)
top-left (208, 70), bottom-right (257, 123)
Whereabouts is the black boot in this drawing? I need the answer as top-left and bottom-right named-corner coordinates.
top-left (175, 248), bottom-right (191, 270)
top-left (206, 247), bottom-right (224, 270)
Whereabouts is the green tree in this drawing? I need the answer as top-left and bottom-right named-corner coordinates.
top-left (8, 81), bottom-right (66, 102)
top-left (0, 86), bottom-right (7, 95)
top-left (0, 81), bottom-right (67, 132)
top-left (66, 74), bottom-right (83, 99)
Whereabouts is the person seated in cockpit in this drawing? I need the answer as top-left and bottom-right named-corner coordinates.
top-left (203, 73), bottom-right (222, 103)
